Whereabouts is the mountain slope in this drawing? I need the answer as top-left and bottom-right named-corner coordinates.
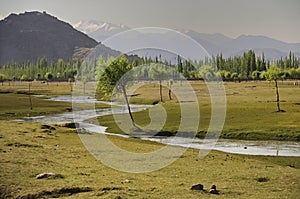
top-left (0, 11), bottom-right (120, 64)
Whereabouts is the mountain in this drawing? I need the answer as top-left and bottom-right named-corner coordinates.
top-left (183, 32), bottom-right (300, 60)
top-left (183, 30), bottom-right (232, 56)
top-left (0, 11), bottom-right (121, 64)
top-left (218, 35), bottom-right (300, 59)
top-left (75, 21), bottom-right (300, 60)
top-left (74, 20), bottom-right (129, 42)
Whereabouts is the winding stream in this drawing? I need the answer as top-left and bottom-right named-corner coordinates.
top-left (19, 96), bottom-right (300, 157)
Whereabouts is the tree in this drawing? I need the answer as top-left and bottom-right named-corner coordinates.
top-left (231, 72), bottom-right (239, 82)
top-left (68, 78), bottom-right (73, 92)
top-left (251, 70), bottom-right (260, 81)
top-left (0, 73), bottom-right (6, 86)
top-left (259, 71), bottom-right (267, 80)
top-left (45, 72), bottom-right (53, 85)
top-left (38, 57), bottom-right (48, 68)
top-left (82, 76), bottom-right (87, 96)
top-left (167, 79), bottom-right (173, 100)
top-left (199, 65), bottom-right (216, 81)
top-left (149, 63), bottom-right (169, 102)
top-left (266, 66), bottom-right (284, 112)
top-left (98, 55), bottom-right (136, 127)
top-left (20, 74), bottom-right (27, 81)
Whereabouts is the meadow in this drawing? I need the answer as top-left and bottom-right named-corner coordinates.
top-left (99, 80), bottom-right (300, 141)
top-left (0, 80), bottom-right (299, 198)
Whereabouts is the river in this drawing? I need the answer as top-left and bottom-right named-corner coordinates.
top-left (19, 96), bottom-right (300, 157)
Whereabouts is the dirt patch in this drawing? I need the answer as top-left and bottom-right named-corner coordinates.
top-left (5, 142), bottom-right (42, 148)
top-left (17, 187), bottom-right (93, 199)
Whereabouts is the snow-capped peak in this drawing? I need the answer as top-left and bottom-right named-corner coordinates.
top-left (73, 20), bottom-right (129, 34)
top-left (73, 20), bottom-right (130, 41)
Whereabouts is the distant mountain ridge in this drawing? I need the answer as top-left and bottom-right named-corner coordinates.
top-left (0, 11), bottom-right (120, 64)
top-left (74, 20), bottom-right (130, 42)
top-left (75, 20), bottom-right (300, 60)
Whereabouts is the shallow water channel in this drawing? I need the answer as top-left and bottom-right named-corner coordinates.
top-left (20, 96), bottom-right (300, 157)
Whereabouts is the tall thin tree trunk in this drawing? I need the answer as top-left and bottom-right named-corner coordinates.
top-left (83, 82), bottom-right (86, 96)
top-left (159, 80), bottom-right (163, 102)
top-left (29, 82), bottom-right (32, 110)
top-left (275, 80), bottom-right (281, 112)
top-left (168, 88), bottom-right (172, 100)
top-left (122, 86), bottom-right (136, 127)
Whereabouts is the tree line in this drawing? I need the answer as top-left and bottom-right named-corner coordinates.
top-left (0, 57), bottom-right (79, 83)
top-left (0, 50), bottom-right (299, 84)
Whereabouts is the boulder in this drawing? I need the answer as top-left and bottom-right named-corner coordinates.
top-left (41, 124), bottom-right (56, 131)
top-left (191, 184), bottom-right (204, 190)
top-left (57, 122), bottom-right (78, 128)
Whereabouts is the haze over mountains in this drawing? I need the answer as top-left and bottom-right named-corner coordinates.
top-left (0, 11), bottom-right (299, 65)
top-left (75, 20), bottom-right (300, 60)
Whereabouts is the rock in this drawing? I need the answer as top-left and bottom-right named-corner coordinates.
top-left (209, 184), bottom-right (219, 194)
top-left (57, 122), bottom-right (78, 128)
top-left (34, 135), bottom-right (47, 138)
top-left (36, 172), bottom-right (56, 179)
top-left (41, 124), bottom-right (56, 131)
top-left (191, 184), bottom-right (204, 190)
top-left (121, 179), bottom-right (131, 183)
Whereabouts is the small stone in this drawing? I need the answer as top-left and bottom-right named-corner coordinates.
top-left (36, 172), bottom-right (56, 179)
top-left (209, 184), bottom-right (219, 194)
top-left (191, 184), bottom-right (204, 190)
top-left (122, 179), bottom-right (131, 183)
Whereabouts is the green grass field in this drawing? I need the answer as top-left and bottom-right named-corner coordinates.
top-left (0, 81), bottom-right (299, 198)
top-left (98, 81), bottom-right (300, 141)
top-left (1, 121), bottom-right (299, 198)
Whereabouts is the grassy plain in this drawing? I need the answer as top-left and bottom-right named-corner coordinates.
top-left (99, 80), bottom-right (300, 141)
top-left (0, 81), bottom-right (299, 198)
top-left (1, 121), bottom-right (300, 198)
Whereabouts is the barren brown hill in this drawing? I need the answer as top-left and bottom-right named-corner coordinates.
top-left (0, 11), bottom-right (120, 64)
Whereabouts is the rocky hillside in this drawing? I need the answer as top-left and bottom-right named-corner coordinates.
top-left (0, 11), bottom-right (119, 64)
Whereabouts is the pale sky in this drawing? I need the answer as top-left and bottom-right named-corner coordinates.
top-left (1, 0), bottom-right (300, 43)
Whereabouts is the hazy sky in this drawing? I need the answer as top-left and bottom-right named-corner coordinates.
top-left (1, 0), bottom-right (300, 43)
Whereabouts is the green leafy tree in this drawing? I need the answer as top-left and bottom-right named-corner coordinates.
top-left (20, 74), bottom-right (27, 81)
top-left (251, 70), bottom-right (260, 81)
top-left (0, 73), bottom-right (6, 86)
top-left (45, 72), bottom-right (53, 85)
top-left (266, 66), bottom-right (283, 112)
top-left (199, 65), bottom-right (216, 81)
top-left (230, 72), bottom-right (239, 82)
top-left (98, 55), bottom-right (136, 127)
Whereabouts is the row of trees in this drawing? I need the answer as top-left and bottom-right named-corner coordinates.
top-left (0, 57), bottom-right (79, 82)
top-left (96, 55), bottom-right (287, 129)
top-left (0, 50), bottom-right (299, 84)
top-left (183, 50), bottom-right (300, 80)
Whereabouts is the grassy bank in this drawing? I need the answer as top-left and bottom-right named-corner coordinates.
top-left (0, 81), bottom-right (110, 120)
top-left (0, 120), bottom-right (299, 198)
top-left (98, 81), bottom-right (300, 141)
top-left (0, 81), bottom-right (72, 120)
